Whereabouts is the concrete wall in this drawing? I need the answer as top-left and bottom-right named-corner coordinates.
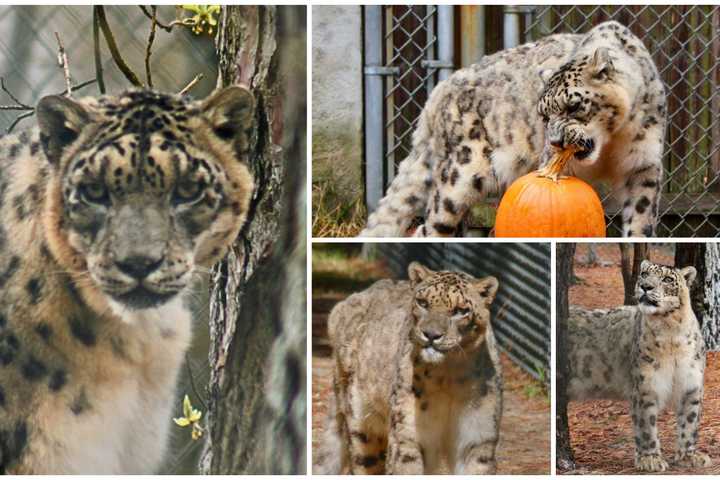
top-left (312, 5), bottom-right (363, 207)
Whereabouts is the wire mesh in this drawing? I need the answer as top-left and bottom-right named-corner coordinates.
top-left (377, 243), bottom-right (551, 381)
top-left (372, 5), bottom-right (720, 237)
top-left (382, 5), bottom-right (439, 178)
top-left (0, 5), bottom-right (219, 133)
top-left (528, 6), bottom-right (720, 237)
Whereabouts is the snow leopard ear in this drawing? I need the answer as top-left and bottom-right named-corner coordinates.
top-left (201, 85), bottom-right (255, 154)
top-left (475, 276), bottom-right (499, 304)
top-left (408, 262), bottom-right (434, 286)
top-left (640, 259), bottom-right (651, 271)
top-left (538, 68), bottom-right (554, 85)
top-left (590, 47), bottom-right (614, 80)
top-left (36, 95), bottom-right (91, 165)
top-left (680, 266), bottom-right (697, 286)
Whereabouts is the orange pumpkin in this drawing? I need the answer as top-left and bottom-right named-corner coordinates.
top-left (495, 148), bottom-right (606, 237)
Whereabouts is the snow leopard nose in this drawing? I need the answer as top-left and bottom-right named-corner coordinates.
top-left (115, 255), bottom-right (164, 280)
top-left (423, 330), bottom-right (444, 343)
top-left (640, 283), bottom-right (654, 292)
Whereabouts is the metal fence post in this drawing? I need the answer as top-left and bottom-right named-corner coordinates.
top-left (503, 5), bottom-right (521, 48)
top-left (363, 6), bottom-right (384, 212)
top-left (437, 5), bottom-right (454, 81)
top-left (425, 5), bottom-right (436, 93)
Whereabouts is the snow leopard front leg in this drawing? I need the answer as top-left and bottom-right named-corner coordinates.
top-left (414, 141), bottom-right (490, 237)
top-left (672, 348), bottom-right (711, 468)
top-left (386, 346), bottom-right (424, 474)
top-left (631, 359), bottom-right (668, 472)
top-left (453, 382), bottom-right (501, 474)
top-left (616, 125), bottom-right (665, 237)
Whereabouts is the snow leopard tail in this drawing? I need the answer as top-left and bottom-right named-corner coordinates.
top-left (359, 135), bottom-right (434, 237)
top-left (313, 388), bottom-right (347, 474)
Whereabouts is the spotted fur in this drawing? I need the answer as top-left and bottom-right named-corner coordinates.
top-left (567, 260), bottom-right (710, 472)
top-left (0, 87), bottom-right (254, 473)
top-left (316, 262), bottom-right (502, 474)
top-left (361, 21), bottom-right (665, 237)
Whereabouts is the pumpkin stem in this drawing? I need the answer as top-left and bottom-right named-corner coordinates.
top-left (537, 147), bottom-right (579, 182)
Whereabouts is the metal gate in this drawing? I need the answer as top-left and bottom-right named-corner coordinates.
top-left (364, 5), bottom-right (720, 237)
top-left (376, 243), bottom-right (551, 381)
top-left (363, 5), bottom-right (454, 211)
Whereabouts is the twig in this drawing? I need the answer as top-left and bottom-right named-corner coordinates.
top-left (178, 73), bottom-right (204, 95)
top-left (7, 111), bottom-right (35, 134)
top-left (58, 79), bottom-right (97, 97)
top-left (1, 79), bottom-right (97, 133)
top-left (96, 6), bottom-right (143, 87)
top-left (138, 6), bottom-right (192, 32)
top-left (139, 5), bottom-right (173, 32)
top-left (92, 7), bottom-right (106, 94)
top-left (0, 78), bottom-right (32, 109)
top-left (54, 32), bottom-right (73, 97)
top-left (184, 353), bottom-right (207, 411)
top-left (145, 6), bottom-right (157, 88)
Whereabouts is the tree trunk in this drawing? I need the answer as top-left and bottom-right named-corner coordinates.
top-left (201, 6), bottom-right (306, 474)
top-left (620, 243), bottom-right (647, 305)
top-left (620, 243), bottom-right (633, 304)
top-left (556, 243), bottom-right (576, 471)
top-left (703, 244), bottom-right (720, 351)
top-left (676, 243), bottom-right (719, 351)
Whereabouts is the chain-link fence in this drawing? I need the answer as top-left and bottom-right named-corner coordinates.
top-left (0, 5), bottom-right (219, 473)
top-left (0, 5), bottom-right (218, 133)
top-left (365, 5), bottom-right (720, 237)
top-left (376, 242), bottom-right (551, 381)
top-left (528, 7), bottom-right (720, 237)
top-left (364, 5), bottom-right (453, 210)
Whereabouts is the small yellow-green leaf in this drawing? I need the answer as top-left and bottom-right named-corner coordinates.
top-left (174, 417), bottom-right (191, 427)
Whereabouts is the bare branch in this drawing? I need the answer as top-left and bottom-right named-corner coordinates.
top-left (1, 79), bottom-right (97, 133)
top-left (139, 5), bottom-right (173, 32)
top-left (7, 111), bottom-right (35, 134)
top-left (145, 6), bottom-right (158, 88)
top-left (96, 6), bottom-right (143, 87)
top-left (0, 78), bottom-right (32, 109)
top-left (58, 79), bottom-right (97, 97)
top-left (178, 73), bottom-right (204, 95)
top-left (54, 32), bottom-right (73, 97)
top-left (92, 7), bottom-right (106, 94)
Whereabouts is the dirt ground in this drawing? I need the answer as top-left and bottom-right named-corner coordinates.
top-left (311, 292), bottom-right (550, 474)
top-left (562, 244), bottom-right (720, 474)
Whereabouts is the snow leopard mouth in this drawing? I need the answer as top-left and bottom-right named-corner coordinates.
top-left (638, 294), bottom-right (658, 307)
top-left (110, 286), bottom-right (179, 310)
top-left (420, 346), bottom-right (447, 363)
top-left (573, 139), bottom-right (595, 160)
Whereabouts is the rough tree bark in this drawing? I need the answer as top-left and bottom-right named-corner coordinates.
top-left (620, 243), bottom-right (647, 305)
top-left (200, 6), bottom-right (306, 474)
top-left (556, 243), bottom-right (576, 471)
top-left (675, 243), bottom-right (720, 351)
top-left (703, 244), bottom-right (720, 351)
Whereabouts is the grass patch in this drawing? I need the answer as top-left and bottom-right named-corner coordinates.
top-left (523, 363), bottom-right (550, 403)
top-left (312, 245), bottom-right (390, 294)
top-left (312, 180), bottom-right (366, 237)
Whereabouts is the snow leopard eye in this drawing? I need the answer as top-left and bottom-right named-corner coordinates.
top-left (416, 298), bottom-right (429, 309)
top-left (663, 276), bottom-right (674, 283)
top-left (78, 181), bottom-right (110, 206)
top-left (641, 271), bottom-right (648, 278)
top-left (453, 306), bottom-right (470, 317)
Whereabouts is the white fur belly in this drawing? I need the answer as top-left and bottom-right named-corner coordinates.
top-left (649, 358), bottom-right (675, 412)
top-left (36, 297), bottom-right (192, 474)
